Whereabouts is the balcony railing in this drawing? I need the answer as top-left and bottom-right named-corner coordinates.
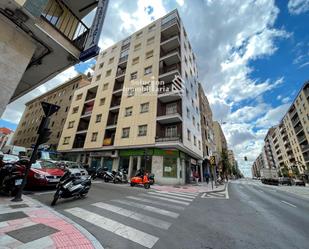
top-left (155, 136), bottom-right (181, 143)
top-left (160, 48), bottom-right (181, 58)
top-left (161, 17), bottom-right (179, 31)
top-left (289, 108), bottom-right (297, 118)
top-left (119, 55), bottom-right (129, 64)
top-left (41, 0), bottom-right (90, 50)
top-left (294, 125), bottom-right (303, 134)
top-left (103, 137), bottom-right (114, 146)
top-left (291, 116), bottom-right (300, 127)
top-left (159, 63), bottom-right (181, 75)
top-left (116, 69), bottom-right (126, 77)
top-left (297, 134), bottom-right (306, 143)
top-left (301, 144), bottom-right (309, 152)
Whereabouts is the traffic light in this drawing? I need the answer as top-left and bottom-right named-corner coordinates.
top-left (244, 156), bottom-right (248, 161)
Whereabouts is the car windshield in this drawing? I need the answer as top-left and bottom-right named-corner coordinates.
top-left (31, 161), bottom-right (56, 169)
top-left (66, 162), bottom-right (80, 169)
top-left (3, 154), bottom-right (19, 162)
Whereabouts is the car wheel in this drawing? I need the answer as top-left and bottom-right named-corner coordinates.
top-left (144, 183), bottom-right (150, 189)
top-left (130, 182), bottom-right (135, 187)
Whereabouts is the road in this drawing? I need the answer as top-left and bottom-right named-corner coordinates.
top-left (31, 179), bottom-right (309, 249)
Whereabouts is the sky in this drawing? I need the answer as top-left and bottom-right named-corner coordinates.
top-left (1, 0), bottom-right (309, 176)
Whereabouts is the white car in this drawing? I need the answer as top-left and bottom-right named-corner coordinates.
top-left (2, 154), bottom-right (19, 163)
top-left (58, 161), bottom-right (88, 177)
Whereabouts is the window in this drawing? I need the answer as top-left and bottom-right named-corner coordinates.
top-left (106, 70), bottom-right (111, 77)
top-left (112, 46), bottom-right (117, 52)
top-left (165, 125), bottom-right (177, 137)
top-left (163, 157), bottom-right (177, 178)
top-left (68, 121), bottom-right (74, 129)
top-left (96, 114), bottom-right (102, 123)
top-left (134, 43), bottom-right (141, 51)
top-left (57, 132), bottom-right (60, 138)
top-left (99, 62), bottom-right (104, 68)
top-left (197, 123), bottom-right (200, 131)
top-left (122, 127), bottom-right (130, 138)
top-left (144, 66), bottom-right (152, 75)
top-left (130, 72), bottom-right (137, 80)
top-left (194, 136), bottom-right (197, 146)
top-left (96, 74), bottom-right (101, 81)
top-left (187, 108), bottom-right (190, 118)
top-left (69, 95), bottom-right (72, 101)
top-left (198, 140), bottom-right (201, 150)
top-left (140, 102), bottom-right (149, 113)
top-left (138, 125), bottom-right (147, 136)
top-left (91, 132), bottom-right (98, 142)
top-left (166, 102), bottom-right (177, 114)
top-left (187, 129), bottom-right (191, 141)
top-left (147, 37), bottom-right (155, 45)
top-left (108, 57), bottom-right (114, 64)
top-left (193, 116), bottom-right (196, 126)
top-left (103, 83), bottom-right (109, 91)
top-left (72, 107), bottom-right (79, 114)
top-left (99, 98), bottom-right (106, 106)
top-left (132, 57), bottom-right (139, 65)
top-left (65, 107), bottom-right (68, 112)
top-left (148, 24), bottom-right (156, 32)
top-left (76, 94), bottom-right (82, 100)
top-left (146, 50), bottom-right (153, 59)
top-left (125, 106), bottom-right (133, 117)
top-left (102, 51), bottom-right (107, 57)
top-left (63, 137), bottom-right (70, 145)
top-left (142, 83), bottom-right (151, 92)
top-left (136, 31), bottom-right (143, 39)
top-left (127, 88), bottom-right (135, 97)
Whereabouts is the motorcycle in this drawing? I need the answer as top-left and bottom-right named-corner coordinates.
top-left (0, 163), bottom-right (24, 196)
top-left (113, 169), bottom-right (128, 184)
top-left (51, 170), bottom-right (92, 206)
top-left (130, 169), bottom-right (151, 189)
top-left (104, 170), bottom-right (116, 182)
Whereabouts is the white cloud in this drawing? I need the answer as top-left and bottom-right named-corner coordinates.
top-left (176, 0), bottom-right (185, 6)
top-left (288, 0), bottom-right (309, 14)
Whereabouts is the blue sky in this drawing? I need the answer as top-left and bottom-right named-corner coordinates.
top-left (1, 0), bottom-right (309, 176)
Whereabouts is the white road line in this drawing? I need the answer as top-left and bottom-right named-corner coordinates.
top-left (160, 191), bottom-right (199, 197)
top-left (126, 196), bottom-right (185, 210)
top-left (280, 200), bottom-right (297, 208)
top-left (139, 194), bottom-right (190, 205)
top-left (112, 199), bottom-right (179, 218)
top-left (147, 192), bottom-right (193, 202)
top-left (65, 207), bottom-right (158, 248)
top-left (33, 191), bottom-right (56, 195)
top-left (154, 191), bottom-right (197, 199)
top-left (92, 202), bottom-right (171, 230)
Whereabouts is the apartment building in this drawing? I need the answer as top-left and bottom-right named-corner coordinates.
top-left (227, 149), bottom-right (236, 168)
top-left (263, 126), bottom-right (277, 169)
top-left (0, 0), bottom-right (105, 116)
top-left (13, 75), bottom-right (90, 150)
top-left (252, 153), bottom-right (264, 178)
top-left (58, 10), bottom-right (204, 185)
top-left (213, 121), bottom-right (227, 154)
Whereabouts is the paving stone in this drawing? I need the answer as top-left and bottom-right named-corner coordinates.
top-left (6, 223), bottom-right (59, 243)
top-left (0, 212), bottom-right (28, 222)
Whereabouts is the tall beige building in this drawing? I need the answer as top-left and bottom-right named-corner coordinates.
top-left (227, 149), bottom-right (236, 168)
top-left (58, 10), bottom-right (204, 184)
top-left (13, 75), bottom-right (90, 150)
top-left (213, 121), bottom-right (227, 155)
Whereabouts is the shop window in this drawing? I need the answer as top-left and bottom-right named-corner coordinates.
top-left (163, 157), bottom-right (177, 178)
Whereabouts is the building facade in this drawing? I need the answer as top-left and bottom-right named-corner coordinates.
top-left (252, 153), bottom-right (264, 178)
top-left (0, 0), bottom-right (104, 116)
top-left (58, 10), bottom-right (204, 185)
top-left (0, 127), bottom-right (14, 149)
top-left (13, 75), bottom-right (90, 149)
top-left (227, 149), bottom-right (236, 168)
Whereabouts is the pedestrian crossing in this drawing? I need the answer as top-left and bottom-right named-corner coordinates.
top-left (65, 190), bottom-right (198, 248)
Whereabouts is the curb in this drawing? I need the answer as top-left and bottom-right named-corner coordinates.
top-left (24, 195), bottom-right (104, 249)
top-left (204, 182), bottom-right (228, 194)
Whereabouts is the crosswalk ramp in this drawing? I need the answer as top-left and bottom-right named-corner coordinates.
top-left (65, 190), bottom-right (198, 248)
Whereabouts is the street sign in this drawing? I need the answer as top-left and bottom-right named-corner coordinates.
top-left (41, 102), bottom-right (60, 117)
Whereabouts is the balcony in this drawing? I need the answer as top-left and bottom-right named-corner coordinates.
top-left (291, 116), bottom-right (300, 127)
top-left (297, 134), bottom-right (307, 144)
top-left (289, 107), bottom-right (297, 119)
top-left (155, 136), bottom-right (182, 143)
top-left (161, 35), bottom-right (180, 52)
top-left (81, 101), bottom-right (94, 117)
top-left (156, 122), bottom-right (182, 143)
top-left (161, 13), bottom-right (180, 37)
top-left (159, 63), bottom-right (181, 82)
top-left (73, 133), bottom-right (86, 149)
top-left (103, 130), bottom-right (115, 146)
top-left (301, 144), bottom-right (309, 152)
top-left (160, 48), bottom-right (181, 66)
top-left (85, 86), bottom-right (98, 102)
top-left (157, 101), bottom-right (182, 124)
top-left (294, 125), bottom-right (303, 134)
top-left (158, 82), bottom-right (183, 103)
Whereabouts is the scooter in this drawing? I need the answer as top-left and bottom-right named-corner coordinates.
top-left (130, 169), bottom-right (151, 189)
top-left (0, 163), bottom-right (24, 196)
top-left (51, 170), bottom-right (92, 206)
top-left (148, 173), bottom-right (155, 185)
top-left (104, 170), bottom-right (116, 182)
top-left (113, 169), bottom-right (128, 184)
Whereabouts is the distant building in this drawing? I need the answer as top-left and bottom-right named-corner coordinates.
top-left (13, 75), bottom-right (90, 150)
top-left (0, 0), bottom-right (106, 116)
top-left (213, 121), bottom-right (227, 155)
top-left (227, 149), bottom-right (236, 168)
top-left (0, 127), bottom-right (14, 149)
top-left (251, 153), bottom-right (265, 178)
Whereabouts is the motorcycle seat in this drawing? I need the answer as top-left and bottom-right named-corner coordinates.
top-left (72, 179), bottom-right (83, 185)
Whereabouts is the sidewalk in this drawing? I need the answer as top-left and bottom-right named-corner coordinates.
top-left (151, 182), bottom-right (226, 194)
top-left (0, 195), bottom-right (103, 249)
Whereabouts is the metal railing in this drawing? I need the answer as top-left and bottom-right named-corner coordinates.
top-left (160, 48), bottom-right (181, 58)
top-left (161, 34), bottom-right (180, 43)
top-left (294, 125), bottom-right (303, 134)
top-left (159, 63), bottom-right (181, 75)
top-left (155, 136), bottom-right (181, 143)
top-left (41, 0), bottom-right (90, 50)
top-left (161, 17), bottom-right (179, 31)
top-left (289, 108), bottom-right (297, 118)
top-left (119, 55), bottom-right (129, 64)
top-left (116, 69), bottom-right (126, 77)
top-left (301, 144), bottom-right (309, 152)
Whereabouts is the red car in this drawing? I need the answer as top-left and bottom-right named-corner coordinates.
top-left (16, 160), bottom-right (64, 187)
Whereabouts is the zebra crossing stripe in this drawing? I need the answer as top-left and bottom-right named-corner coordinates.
top-left (92, 202), bottom-right (171, 230)
top-left (139, 194), bottom-right (190, 205)
top-left (148, 192), bottom-right (193, 202)
top-left (112, 199), bottom-right (179, 218)
top-left (154, 191), bottom-right (197, 199)
top-left (65, 207), bottom-right (159, 248)
top-left (126, 196), bottom-right (186, 210)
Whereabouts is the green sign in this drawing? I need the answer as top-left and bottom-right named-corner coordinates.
top-left (119, 149), bottom-right (154, 157)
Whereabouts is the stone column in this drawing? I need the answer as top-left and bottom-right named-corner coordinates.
top-left (137, 156), bottom-right (141, 170)
top-left (199, 162), bottom-right (204, 182)
top-left (100, 157), bottom-right (104, 168)
top-left (112, 157), bottom-right (119, 171)
top-left (128, 156), bottom-right (133, 178)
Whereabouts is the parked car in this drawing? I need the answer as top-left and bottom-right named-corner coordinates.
top-left (291, 179), bottom-right (306, 186)
top-left (56, 161), bottom-right (88, 177)
top-left (279, 177), bottom-right (292, 186)
top-left (16, 159), bottom-right (64, 187)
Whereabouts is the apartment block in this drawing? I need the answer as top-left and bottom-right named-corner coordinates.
top-left (0, 0), bottom-right (103, 116)
top-left (58, 10), bottom-right (204, 185)
top-left (213, 121), bottom-right (227, 154)
top-left (227, 149), bottom-right (236, 168)
top-left (252, 153), bottom-right (264, 178)
top-left (13, 75), bottom-right (90, 150)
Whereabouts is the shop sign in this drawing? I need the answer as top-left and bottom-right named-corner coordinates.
top-left (153, 148), bottom-right (179, 157)
top-left (164, 166), bottom-right (172, 172)
top-left (119, 149), bottom-right (153, 156)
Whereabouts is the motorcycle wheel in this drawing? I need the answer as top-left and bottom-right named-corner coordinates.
top-left (51, 191), bottom-right (60, 206)
top-left (104, 177), bottom-right (109, 182)
top-left (113, 179), bottom-right (117, 184)
top-left (144, 183), bottom-right (150, 189)
top-left (130, 182), bottom-right (135, 187)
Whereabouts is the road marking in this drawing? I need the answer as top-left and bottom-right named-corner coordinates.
top-left (154, 191), bottom-right (197, 199)
top-left (147, 192), bottom-right (193, 201)
top-left (112, 199), bottom-right (179, 218)
top-left (92, 202), bottom-right (171, 230)
top-left (280, 200), bottom-right (297, 208)
top-left (139, 194), bottom-right (190, 205)
top-left (65, 207), bottom-right (158, 248)
top-left (126, 196), bottom-right (185, 210)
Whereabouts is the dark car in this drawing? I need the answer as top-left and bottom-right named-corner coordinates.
top-left (279, 177), bottom-right (292, 186)
top-left (292, 179), bottom-right (306, 186)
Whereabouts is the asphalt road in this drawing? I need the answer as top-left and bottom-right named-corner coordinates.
top-left (31, 179), bottom-right (309, 249)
